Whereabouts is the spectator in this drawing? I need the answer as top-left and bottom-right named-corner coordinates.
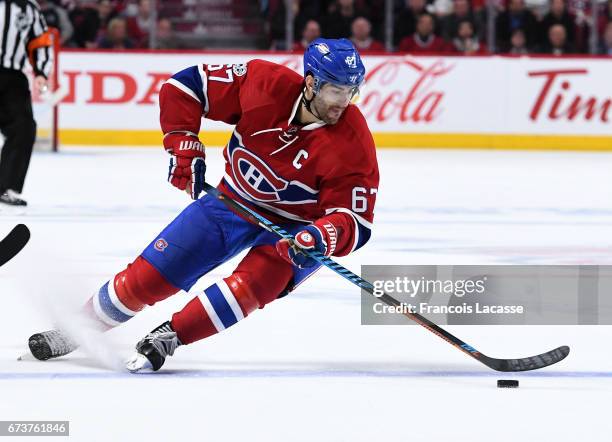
top-left (599, 22), bottom-right (612, 55)
top-left (126, 0), bottom-right (154, 48)
top-left (39, 0), bottom-right (74, 45)
top-left (394, 0), bottom-right (429, 44)
top-left (350, 16), bottom-right (385, 52)
top-left (451, 19), bottom-right (487, 54)
top-left (441, 0), bottom-right (483, 42)
top-left (366, 0), bottom-right (388, 36)
top-left (98, 17), bottom-right (135, 49)
top-left (67, 4), bottom-right (95, 48)
top-left (541, 23), bottom-right (574, 54)
top-left (153, 18), bottom-right (186, 50)
top-left (95, 0), bottom-right (117, 29)
top-left (268, 0), bottom-right (315, 50)
top-left (292, 19), bottom-right (321, 52)
top-left (321, 0), bottom-right (368, 39)
top-left (399, 13), bottom-right (449, 53)
top-left (508, 28), bottom-right (529, 54)
top-left (539, 0), bottom-right (575, 48)
top-left (120, 0), bottom-right (139, 16)
top-left (596, 0), bottom-right (612, 39)
top-left (470, 0), bottom-right (487, 12)
top-left (496, 0), bottom-right (538, 52)
top-left (430, 0), bottom-right (454, 17)
top-left (69, 0), bottom-right (117, 48)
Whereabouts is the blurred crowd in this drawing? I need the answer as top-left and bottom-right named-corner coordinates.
top-left (40, 0), bottom-right (612, 55)
top-left (266, 0), bottom-right (612, 54)
top-left (39, 0), bottom-right (185, 49)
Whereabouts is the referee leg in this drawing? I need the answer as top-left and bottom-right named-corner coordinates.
top-left (0, 70), bottom-right (36, 195)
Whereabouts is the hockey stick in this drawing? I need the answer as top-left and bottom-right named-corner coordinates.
top-left (0, 224), bottom-right (30, 268)
top-left (203, 183), bottom-right (570, 372)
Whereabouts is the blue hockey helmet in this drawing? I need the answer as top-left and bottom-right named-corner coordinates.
top-left (303, 38), bottom-right (365, 95)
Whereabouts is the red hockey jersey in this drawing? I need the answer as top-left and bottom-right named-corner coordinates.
top-left (159, 59), bottom-right (379, 256)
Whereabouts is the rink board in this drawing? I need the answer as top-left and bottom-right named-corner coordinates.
top-left (51, 51), bottom-right (612, 150)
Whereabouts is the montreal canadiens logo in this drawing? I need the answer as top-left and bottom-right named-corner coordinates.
top-left (300, 233), bottom-right (313, 242)
top-left (232, 63), bottom-right (247, 76)
top-left (315, 43), bottom-right (330, 54)
top-left (231, 147), bottom-right (288, 202)
top-left (154, 238), bottom-right (168, 251)
top-left (227, 136), bottom-right (318, 204)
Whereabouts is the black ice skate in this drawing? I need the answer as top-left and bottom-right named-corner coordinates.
top-left (0, 190), bottom-right (27, 206)
top-left (28, 330), bottom-right (78, 360)
top-left (125, 321), bottom-right (182, 373)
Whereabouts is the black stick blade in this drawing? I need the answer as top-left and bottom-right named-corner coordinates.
top-left (0, 224), bottom-right (30, 267)
top-left (483, 345), bottom-right (570, 372)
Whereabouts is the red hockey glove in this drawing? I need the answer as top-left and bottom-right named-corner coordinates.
top-left (163, 131), bottom-right (206, 200)
top-left (276, 225), bottom-right (335, 268)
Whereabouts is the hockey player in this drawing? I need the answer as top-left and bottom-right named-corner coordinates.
top-left (28, 38), bottom-right (379, 372)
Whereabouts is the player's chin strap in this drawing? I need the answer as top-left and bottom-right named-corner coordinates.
top-left (300, 87), bottom-right (324, 123)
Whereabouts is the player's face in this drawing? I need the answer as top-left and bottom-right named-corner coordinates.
top-left (313, 83), bottom-right (359, 125)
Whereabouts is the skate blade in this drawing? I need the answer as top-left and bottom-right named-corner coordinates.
top-left (125, 353), bottom-right (154, 373)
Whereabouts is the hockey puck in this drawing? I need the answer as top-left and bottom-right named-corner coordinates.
top-left (497, 379), bottom-right (519, 388)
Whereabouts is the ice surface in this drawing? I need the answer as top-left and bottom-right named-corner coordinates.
top-left (1, 147), bottom-right (612, 441)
